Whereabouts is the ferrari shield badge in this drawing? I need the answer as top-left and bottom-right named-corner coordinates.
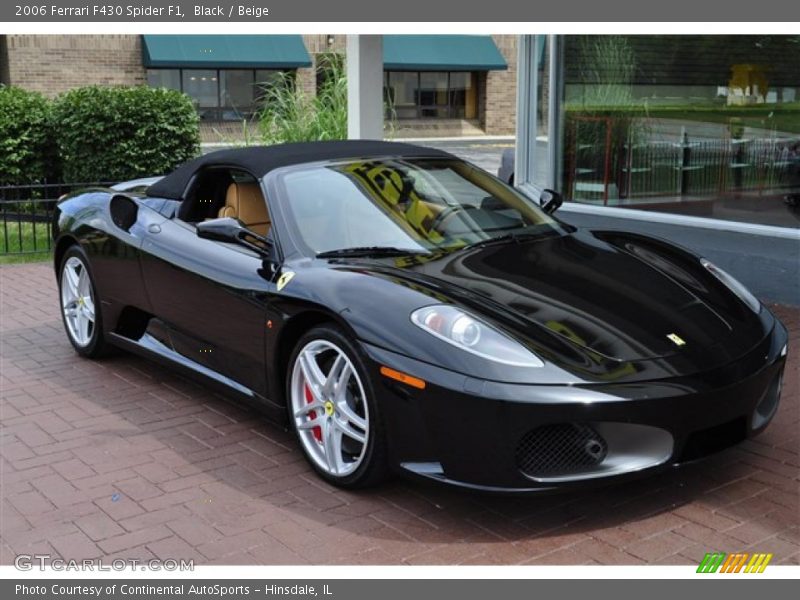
top-left (667, 333), bottom-right (687, 347)
top-left (277, 271), bottom-right (295, 291)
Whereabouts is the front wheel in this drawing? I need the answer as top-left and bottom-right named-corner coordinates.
top-left (58, 245), bottom-right (111, 358)
top-left (287, 325), bottom-right (388, 488)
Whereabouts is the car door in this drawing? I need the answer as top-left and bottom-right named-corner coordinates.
top-left (138, 204), bottom-right (275, 400)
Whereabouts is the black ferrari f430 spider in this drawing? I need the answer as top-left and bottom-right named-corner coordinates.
top-left (53, 141), bottom-right (788, 491)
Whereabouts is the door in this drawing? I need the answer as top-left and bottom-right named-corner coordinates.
top-left (139, 216), bottom-right (274, 399)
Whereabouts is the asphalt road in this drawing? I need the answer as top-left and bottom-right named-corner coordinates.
top-left (414, 138), bottom-right (513, 175)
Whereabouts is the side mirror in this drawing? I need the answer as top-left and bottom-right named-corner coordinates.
top-left (196, 217), bottom-right (272, 256)
top-left (539, 189), bottom-right (563, 214)
top-left (109, 195), bottom-right (139, 232)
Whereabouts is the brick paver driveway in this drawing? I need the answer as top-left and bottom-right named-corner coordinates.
top-left (1, 262), bottom-right (798, 566)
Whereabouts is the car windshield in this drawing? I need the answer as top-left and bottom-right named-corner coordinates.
top-left (276, 157), bottom-right (568, 257)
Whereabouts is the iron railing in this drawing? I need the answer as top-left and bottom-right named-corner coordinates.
top-left (0, 182), bottom-right (112, 256)
top-left (622, 136), bottom-right (799, 200)
top-left (568, 133), bottom-right (800, 205)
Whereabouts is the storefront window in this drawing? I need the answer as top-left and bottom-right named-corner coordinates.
top-left (385, 71), bottom-right (479, 120)
top-left (146, 69), bottom-right (180, 91)
top-left (560, 35), bottom-right (800, 228)
top-left (255, 70), bottom-right (282, 88)
top-left (147, 68), bottom-right (283, 121)
top-left (182, 70), bottom-right (218, 119)
top-left (419, 72), bottom-right (449, 118)
top-left (449, 72), bottom-right (476, 119)
top-left (385, 72), bottom-right (419, 119)
top-left (220, 70), bottom-right (255, 120)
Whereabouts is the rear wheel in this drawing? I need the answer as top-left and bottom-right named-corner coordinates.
top-left (287, 325), bottom-right (388, 488)
top-left (58, 246), bottom-right (111, 358)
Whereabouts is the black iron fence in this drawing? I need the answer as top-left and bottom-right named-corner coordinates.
top-left (0, 182), bottom-right (112, 257)
top-left (566, 119), bottom-right (800, 205)
top-left (621, 136), bottom-right (800, 200)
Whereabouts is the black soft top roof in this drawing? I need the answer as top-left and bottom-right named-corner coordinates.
top-left (146, 140), bottom-right (456, 200)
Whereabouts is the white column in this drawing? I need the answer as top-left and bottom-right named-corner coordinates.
top-left (514, 35), bottom-right (535, 188)
top-left (346, 35), bottom-right (384, 140)
top-left (515, 35), bottom-right (562, 192)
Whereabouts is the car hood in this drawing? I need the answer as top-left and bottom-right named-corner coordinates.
top-left (354, 229), bottom-right (765, 369)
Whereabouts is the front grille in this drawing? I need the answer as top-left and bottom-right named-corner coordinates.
top-left (515, 423), bottom-right (608, 478)
top-left (678, 417), bottom-right (746, 463)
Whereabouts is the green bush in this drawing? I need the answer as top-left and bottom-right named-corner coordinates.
top-left (53, 86), bottom-right (200, 183)
top-left (0, 86), bottom-right (57, 185)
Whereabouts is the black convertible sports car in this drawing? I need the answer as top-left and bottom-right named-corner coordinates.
top-left (52, 140), bottom-right (788, 492)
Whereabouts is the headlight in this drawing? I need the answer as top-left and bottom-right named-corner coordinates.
top-left (411, 305), bottom-right (544, 367)
top-left (701, 258), bottom-right (760, 313)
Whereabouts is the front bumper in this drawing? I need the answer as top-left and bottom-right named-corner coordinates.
top-left (362, 319), bottom-right (788, 492)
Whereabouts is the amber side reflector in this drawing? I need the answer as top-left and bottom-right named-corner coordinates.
top-left (380, 366), bottom-right (426, 389)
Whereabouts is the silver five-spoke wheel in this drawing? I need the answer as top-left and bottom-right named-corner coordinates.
top-left (290, 339), bottom-right (369, 478)
top-left (61, 255), bottom-right (96, 347)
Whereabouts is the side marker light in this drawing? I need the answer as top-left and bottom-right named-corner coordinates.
top-left (380, 366), bottom-right (426, 390)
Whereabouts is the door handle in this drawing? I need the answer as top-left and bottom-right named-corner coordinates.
top-left (148, 224), bottom-right (162, 234)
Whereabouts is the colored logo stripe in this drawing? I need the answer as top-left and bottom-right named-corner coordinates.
top-left (697, 552), bottom-right (772, 573)
top-left (745, 553), bottom-right (773, 573)
top-left (697, 552), bottom-right (726, 573)
top-left (724, 553), bottom-right (750, 573)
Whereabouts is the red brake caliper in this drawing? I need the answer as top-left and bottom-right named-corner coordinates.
top-left (304, 383), bottom-right (323, 442)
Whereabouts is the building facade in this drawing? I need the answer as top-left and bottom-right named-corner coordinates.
top-left (0, 34), bottom-right (518, 140)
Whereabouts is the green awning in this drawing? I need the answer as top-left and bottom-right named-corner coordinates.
top-left (142, 35), bottom-right (311, 69)
top-left (383, 35), bottom-right (507, 71)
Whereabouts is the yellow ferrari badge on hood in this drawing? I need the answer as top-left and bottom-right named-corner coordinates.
top-left (667, 333), bottom-right (687, 347)
top-left (277, 271), bottom-right (295, 291)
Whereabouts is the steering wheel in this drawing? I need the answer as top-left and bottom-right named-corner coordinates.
top-left (431, 204), bottom-right (481, 233)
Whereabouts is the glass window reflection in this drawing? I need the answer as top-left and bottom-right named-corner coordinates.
top-left (560, 35), bottom-right (800, 227)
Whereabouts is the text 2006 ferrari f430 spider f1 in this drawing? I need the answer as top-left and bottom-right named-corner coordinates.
top-left (52, 141), bottom-right (788, 492)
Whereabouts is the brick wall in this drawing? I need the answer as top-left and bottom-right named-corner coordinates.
top-left (4, 35), bottom-right (145, 96)
top-left (484, 34), bottom-right (517, 136)
top-left (298, 34), bottom-right (346, 97)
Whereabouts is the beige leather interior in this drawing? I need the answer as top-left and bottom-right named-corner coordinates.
top-left (219, 182), bottom-right (270, 236)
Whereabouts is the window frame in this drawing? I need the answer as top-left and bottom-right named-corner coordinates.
top-left (385, 70), bottom-right (478, 120)
top-left (146, 67), bottom-right (284, 121)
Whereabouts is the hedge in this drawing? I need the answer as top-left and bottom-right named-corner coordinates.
top-left (0, 86), bottom-right (57, 186)
top-left (53, 86), bottom-right (200, 183)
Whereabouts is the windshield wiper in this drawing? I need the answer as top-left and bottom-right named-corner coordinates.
top-left (316, 246), bottom-right (430, 259)
top-left (460, 230), bottom-right (551, 251)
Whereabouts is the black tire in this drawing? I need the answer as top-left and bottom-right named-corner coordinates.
top-left (286, 324), bottom-right (389, 488)
top-left (58, 245), bottom-right (112, 359)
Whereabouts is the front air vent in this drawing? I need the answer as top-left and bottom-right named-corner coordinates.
top-left (515, 423), bottom-right (608, 478)
top-left (515, 421), bottom-right (674, 483)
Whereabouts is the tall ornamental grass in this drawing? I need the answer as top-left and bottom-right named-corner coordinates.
top-left (258, 54), bottom-right (348, 144)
